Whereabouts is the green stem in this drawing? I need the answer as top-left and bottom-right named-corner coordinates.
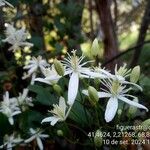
top-left (79, 88), bottom-right (89, 125)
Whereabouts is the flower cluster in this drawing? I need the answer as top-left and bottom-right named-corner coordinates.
top-left (0, 1), bottom-right (149, 149)
top-left (0, 133), bottom-right (23, 150)
top-left (0, 89), bottom-right (33, 125)
top-left (33, 50), bottom-right (148, 125)
top-left (0, 92), bottom-right (21, 125)
top-left (0, 129), bottom-right (48, 150)
top-left (2, 23), bottom-right (33, 52)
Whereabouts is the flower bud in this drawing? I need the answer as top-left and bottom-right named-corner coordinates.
top-left (127, 98), bottom-right (138, 118)
top-left (91, 38), bottom-right (100, 57)
top-left (88, 86), bottom-right (99, 106)
top-left (117, 109), bottom-right (122, 116)
top-left (57, 130), bottom-right (64, 137)
top-left (94, 129), bottom-right (103, 147)
top-left (53, 84), bottom-right (62, 96)
top-left (130, 66), bottom-right (140, 83)
top-left (53, 59), bottom-right (64, 76)
top-left (141, 119), bottom-right (150, 131)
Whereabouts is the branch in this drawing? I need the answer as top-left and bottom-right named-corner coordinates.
top-left (102, 40), bottom-right (150, 67)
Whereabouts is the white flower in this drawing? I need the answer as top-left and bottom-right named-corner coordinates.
top-left (111, 64), bottom-right (142, 91)
top-left (25, 128), bottom-right (49, 150)
top-left (62, 50), bottom-right (108, 106)
top-left (2, 24), bottom-right (33, 52)
top-left (23, 56), bottom-right (49, 79)
top-left (0, 134), bottom-right (23, 150)
top-left (35, 65), bottom-right (61, 85)
top-left (0, 92), bottom-right (21, 125)
top-left (82, 79), bottom-right (148, 123)
top-left (0, 0), bottom-right (13, 7)
top-left (42, 97), bottom-right (69, 126)
top-left (17, 89), bottom-right (33, 107)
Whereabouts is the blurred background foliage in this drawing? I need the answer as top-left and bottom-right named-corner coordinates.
top-left (0, 0), bottom-right (149, 92)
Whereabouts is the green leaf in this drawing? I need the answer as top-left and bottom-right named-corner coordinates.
top-left (28, 85), bottom-right (55, 106)
top-left (0, 113), bottom-right (12, 136)
top-left (68, 100), bottom-right (92, 127)
top-left (19, 110), bottom-right (44, 132)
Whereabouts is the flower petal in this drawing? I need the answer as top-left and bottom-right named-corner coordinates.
top-left (97, 92), bottom-right (111, 98)
top-left (59, 97), bottom-right (66, 114)
top-left (8, 117), bottom-right (14, 125)
top-left (35, 78), bottom-right (52, 85)
top-left (25, 136), bottom-right (36, 143)
top-left (67, 72), bottom-right (79, 105)
top-left (28, 66), bottom-right (37, 74)
top-left (36, 137), bottom-right (43, 150)
top-left (123, 81), bottom-right (143, 91)
top-left (39, 134), bottom-right (49, 138)
top-left (41, 117), bottom-right (59, 126)
top-left (80, 69), bottom-right (107, 79)
top-left (118, 96), bottom-right (148, 112)
top-left (82, 90), bottom-right (88, 96)
top-left (105, 97), bottom-right (118, 122)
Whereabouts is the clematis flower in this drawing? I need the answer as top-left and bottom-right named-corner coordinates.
top-left (17, 89), bottom-right (33, 109)
top-left (35, 65), bottom-right (61, 85)
top-left (83, 79), bottom-right (148, 123)
top-left (0, 0), bottom-right (13, 7)
top-left (62, 50), bottom-right (108, 106)
top-left (0, 92), bottom-right (21, 125)
top-left (3, 24), bottom-right (33, 52)
top-left (22, 56), bottom-right (49, 79)
top-left (42, 97), bottom-right (69, 126)
top-left (0, 134), bottom-right (23, 150)
top-left (25, 128), bottom-right (49, 150)
top-left (111, 64), bottom-right (142, 91)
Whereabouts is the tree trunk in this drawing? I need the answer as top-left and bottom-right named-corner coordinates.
top-left (130, 0), bottom-right (150, 67)
top-left (95, 0), bottom-right (119, 70)
top-left (28, 0), bottom-right (46, 51)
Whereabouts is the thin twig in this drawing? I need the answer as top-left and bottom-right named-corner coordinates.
top-left (102, 40), bottom-right (150, 67)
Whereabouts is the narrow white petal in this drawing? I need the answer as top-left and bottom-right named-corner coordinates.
top-left (4, 1), bottom-right (14, 8)
top-left (105, 97), bottom-right (118, 122)
top-left (25, 136), bottom-right (36, 143)
top-left (41, 117), bottom-right (59, 126)
top-left (45, 76), bottom-right (60, 81)
top-left (118, 96), bottom-right (148, 111)
top-left (36, 137), bottom-right (43, 150)
top-left (59, 97), bottom-right (66, 114)
top-left (80, 69), bottom-right (107, 79)
top-left (8, 117), bottom-right (14, 125)
top-left (30, 128), bottom-right (36, 134)
top-left (51, 117), bottom-right (60, 126)
top-left (82, 90), bottom-right (88, 96)
top-left (112, 75), bottom-right (125, 81)
top-left (41, 117), bottom-right (54, 123)
top-left (64, 70), bottom-right (73, 76)
top-left (97, 92), bottom-right (111, 98)
top-left (39, 134), bottom-right (49, 138)
top-left (23, 64), bottom-right (35, 69)
top-left (123, 81), bottom-right (143, 91)
top-left (7, 143), bottom-right (12, 150)
top-left (28, 66), bottom-right (37, 74)
top-left (67, 72), bottom-right (79, 105)
top-left (12, 110), bottom-right (21, 116)
top-left (35, 78), bottom-right (52, 85)
top-left (0, 145), bottom-right (4, 148)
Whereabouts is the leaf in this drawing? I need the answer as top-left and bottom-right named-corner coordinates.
top-left (28, 85), bottom-right (55, 106)
top-left (0, 113), bottom-right (12, 136)
top-left (68, 100), bottom-right (92, 127)
top-left (19, 110), bottom-right (44, 132)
